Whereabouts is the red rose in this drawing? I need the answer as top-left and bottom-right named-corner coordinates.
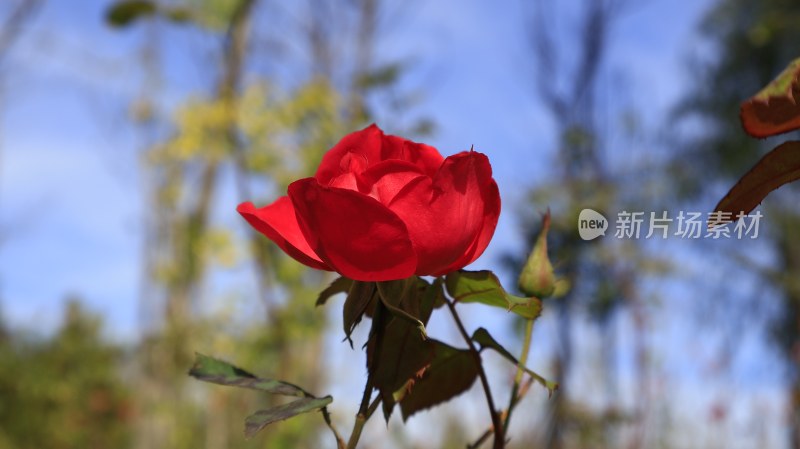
top-left (237, 124), bottom-right (501, 281)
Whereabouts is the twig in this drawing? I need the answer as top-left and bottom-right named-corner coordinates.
top-left (445, 297), bottom-right (504, 449)
top-left (320, 406), bottom-right (346, 449)
top-left (467, 378), bottom-right (535, 449)
top-left (503, 318), bottom-right (535, 439)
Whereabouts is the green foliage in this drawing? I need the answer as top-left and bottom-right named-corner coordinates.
top-left (106, 0), bottom-right (191, 28)
top-left (0, 300), bottom-right (132, 449)
top-left (189, 353), bottom-right (333, 438)
top-left (189, 353), bottom-right (309, 397)
top-left (445, 270), bottom-right (543, 319)
top-left (243, 397), bottom-right (333, 438)
top-left (106, 0), bottom-right (156, 27)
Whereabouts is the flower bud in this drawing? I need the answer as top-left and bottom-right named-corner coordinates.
top-left (518, 211), bottom-right (556, 298)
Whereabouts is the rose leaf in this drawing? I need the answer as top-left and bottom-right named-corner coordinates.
top-left (398, 340), bottom-right (478, 421)
top-left (244, 397), bottom-right (333, 438)
top-left (713, 141), bottom-right (800, 223)
top-left (740, 57), bottom-right (800, 138)
top-left (472, 328), bottom-right (558, 396)
top-left (445, 270), bottom-right (542, 319)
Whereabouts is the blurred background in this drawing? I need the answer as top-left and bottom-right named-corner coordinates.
top-left (1, 0), bottom-right (799, 448)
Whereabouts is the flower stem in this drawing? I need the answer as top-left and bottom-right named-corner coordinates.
top-left (445, 296), bottom-right (504, 449)
top-left (502, 318), bottom-right (534, 439)
top-left (346, 294), bottom-right (387, 449)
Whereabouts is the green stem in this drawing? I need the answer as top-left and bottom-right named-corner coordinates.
top-left (445, 296), bottom-right (504, 449)
top-left (502, 318), bottom-right (534, 439)
top-left (346, 414), bottom-right (367, 449)
top-left (346, 293), bottom-right (386, 449)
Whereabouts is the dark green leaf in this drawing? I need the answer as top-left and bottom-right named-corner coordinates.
top-left (189, 353), bottom-right (306, 397)
top-left (342, 281), bottom-right (376, 346)
top-left (445, 270), bottom-right (542, 319)
top-left (316, 276), bottom-right (352, 306)
top-left (367, 314), bottom-right (435, 421)
top-left (376, 291), bottom-right (427, 340)
top-left (472, 328), bottom-right (558, 396)
top-left (418, 277), bottom-right (445, 324)
top-left (106, 0), bottom-right (156, 28)
top-left (399, 340), bottom-right (478, 421)
top-left (244, 396), bottom-right (333, 438)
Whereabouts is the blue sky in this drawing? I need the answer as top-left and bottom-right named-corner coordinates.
top-left (0, 0), bottom-right (712, 342)
top-left (2, 0), bottom-right (790, 446)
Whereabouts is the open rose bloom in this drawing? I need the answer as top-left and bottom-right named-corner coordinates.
top-left (237, 125), bottom-right (500, 281)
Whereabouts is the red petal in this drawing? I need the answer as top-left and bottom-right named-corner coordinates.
top-left (382, 135), bottom-right (445, 178)
top-left (315, 125), bottom-right (383, 185)
top-left (361, 159), bottom-right (427, 205)
top-left (288, 178), bottom-right (417, 281)
top-left (387, 151), bottom-right (500, 276)
top-left (437, 178), bottom-right (500, 274)
top-left (314, 124), bottom-right (445, 184)
top-left (237, 199), bottom-right (331, 271)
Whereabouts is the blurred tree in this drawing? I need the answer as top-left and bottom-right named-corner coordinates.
top-left (673, 0), bottom-right (800, 446)
top-left (0, 299), bottom-right (132, 449)
top-left (512, 0), bottom-right (664, 447)
top-left (107, 0), bottom-right (431, 447)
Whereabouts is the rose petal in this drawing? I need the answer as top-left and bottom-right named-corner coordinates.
top-left (387, 151), bottom-right (500, 276)
top-left (314, 124), bottom-right (446, 184)
top-left (382, 135), bottom-right (444, 177)
top-left (361, 159), bottom-right (427, 205)
top-left (315, 125), bottom-right (383, 185)
top-left (288, 178), bottom-right (417, 281)
top-left (437, 178), bottom-right (500, 274)
top-left (237, 198), bottom-right (331, 271)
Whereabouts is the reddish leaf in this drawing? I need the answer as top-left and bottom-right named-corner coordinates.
top-left (740, 57), bottom-right (800, 138)
top-left (713, 141), bottom-right (800, 223)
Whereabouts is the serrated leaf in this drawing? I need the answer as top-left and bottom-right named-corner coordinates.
top-left (740, 57), bottom-right (800, 138)
top-left (244, 396), bottom-right (333, 438)
top-left (419, 277), bottom-right (445, 322)
top-left (316, 276), bottom-right (352, 306)
top-left (712, 141), bottom-right (800, 224)
top-left (399, 340), bottom-right (478, 420)
top-left (342, 281), bottom-right (376, 346)
top-left (367, 314), bottom-right (435, 421)
top-left (188, 353), bottom-right (305, 397)
top-left (106, 0), bottom-right (156, 27)
top-left (472, 328), bottom-right (558, 396)
top-left (445, 270), bottom-right (542, 319)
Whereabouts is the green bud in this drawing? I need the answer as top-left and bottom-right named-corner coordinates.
top-left (518, 211), bottom-right (556, 298)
